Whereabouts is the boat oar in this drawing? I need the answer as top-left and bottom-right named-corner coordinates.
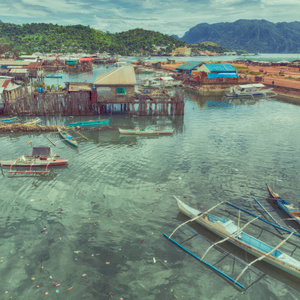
top-left (71, 128), bottom-right (89, 141)
top-left (46, 135), bottom-right (56, 146)
top-left (254, 198), bottom-right (280, 226)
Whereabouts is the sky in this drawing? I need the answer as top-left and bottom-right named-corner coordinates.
top-left (0, 0), bottom-right (299, 37)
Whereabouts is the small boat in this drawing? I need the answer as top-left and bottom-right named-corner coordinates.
top-left (0, 146), bottom-right (68, 173)
top-left (267, 186), bottom-right (300, 226)
top-left (58, 128), bottom-right (78, 148)
top-left (65, 117), bottom-right (110, 127)
top-left (45, 75), bottom-right (63, 78)
top-left (118, 126), bottom-right (174, 135)
top-left (0, 116), bottom-right (18, 123)
top-left (25, 117), bottom-right (41, 125)
top-left (225, 83), bottom-right (277, 98)
top-left (166, 197), bottom-right (300, 280)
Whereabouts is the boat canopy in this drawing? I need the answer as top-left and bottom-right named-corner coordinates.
top-left (238, 83), bottom-right (265, 88)
top-left (32, 147), bottom-right (51, 156)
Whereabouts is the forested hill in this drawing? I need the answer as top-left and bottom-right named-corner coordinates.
top-left (181, 19), bottom-right (300, 53)
top-left (0, 22), bottom-right (185, 55)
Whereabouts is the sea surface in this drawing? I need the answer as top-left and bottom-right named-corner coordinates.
top-left (1, 58), bottom-right (300, 299)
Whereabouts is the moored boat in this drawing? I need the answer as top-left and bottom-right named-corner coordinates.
top-left (118, 126), bottom-right (174, 135)
top-left (225, 83), bottom-right (277, 98)
top-left (58, 127), bottom-right (78, 148)
top-left (267, 185), bottom-right (300, 226)
top-left (24, 117), bottom-right (41, 125)
top-left (169, 197), bottom-right (300, 280)
top-left (0, 146), bottom-right (68, 173)
top-left (65, 117), bottom-right (110, 127)
top-left (0, 116), bottom-right (18, 123)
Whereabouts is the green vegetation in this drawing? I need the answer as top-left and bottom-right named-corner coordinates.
top-left (190, 41), bottom-right (229, 53)
top-left (0, 22), bottom-right (185, 55)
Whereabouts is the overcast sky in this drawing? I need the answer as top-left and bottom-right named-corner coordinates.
top-left (0, 0), bottom-right (299, 37)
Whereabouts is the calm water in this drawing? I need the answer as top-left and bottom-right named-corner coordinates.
top-left (2, 64), bottom-right (300, 299)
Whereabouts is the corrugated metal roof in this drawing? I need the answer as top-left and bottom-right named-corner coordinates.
top-left (94, 66), bottom-right (136, 86)
top-left (0, 60), bottom-right (30, 66)
top-left (69, 83), bottom-right (92, 92)
top-left (176, 61), bottom-right (203, 71)
top-left (10, 69), bottom-right (29, 74)
top-left (205, 64), bottom-right (236, 72)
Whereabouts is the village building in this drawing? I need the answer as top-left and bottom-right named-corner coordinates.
top-left (172, 46), bottom-right (192, 56)
top-left (94, 66), bottom-right (136, 101)
top-left (197, 64), bottom-right (238, 83)
top-left (0, 77), bottom-right (22, 113)
top-left (175, 61), bottom-right (204, 77)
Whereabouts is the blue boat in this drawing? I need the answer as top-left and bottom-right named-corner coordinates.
top-left (267, 186), bottom-right (300, 226)
top-left (0, 116), bottom-right (18, 123)
top-left (45, 75), bottom-right (63, 78)
top-left (65, 117), bottom-right (110, 127)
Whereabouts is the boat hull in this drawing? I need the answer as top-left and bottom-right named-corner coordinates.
top-left (0, 116), bottom-right (18, 123)
top-left (118, 128), bottom-right (174, 135)
top-left (1, 159), bottom-right (68, 167)
top-left (58, 128), bottom-right (78, 148)
top-left (267, 186), bottom-right (300, 226)
top-left (65, 117), bottom-right (110, 127)
top-left (177, 198), bottom-right (300, 279)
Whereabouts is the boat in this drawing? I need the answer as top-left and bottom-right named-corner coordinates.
top-left (225, 83), bottom-right (277, 98)
top-left (267, 186), bottom-right (300, 226)
top-left (65, 117), bottom-right (110, 127)
top-left (58, 127), bottom-right (78, 148)
top-left (24, 117), bottom-right (41, 125)
top-left (45, 75), bottom-right (63, 78)
top-left (0, 146), bottom-right (68, 173)
top-left (165, 197), bottom-right (300, 282)
top-left (0, 116), bottom-right (18, 123)
top-left (118, 126), bottom-right (174, 135)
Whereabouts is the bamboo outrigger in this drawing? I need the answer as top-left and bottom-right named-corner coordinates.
top-left (164, 197), bottom-right (300, 290)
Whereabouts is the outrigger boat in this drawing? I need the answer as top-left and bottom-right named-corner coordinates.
top-left (164, 197), bottom-right (300, 290)
top-left (225, 83), bottom-right (277, 98)
top-left (0, 116), bottom-right (18, 123)
top-left (24, 117), bottom-right (41, 125)
top-left (118, 126), bottom-right (174, 135)
top-left (57, 127), bottom-right (78, 148)
top-left (65, 117), bottom-right (110, 127)
top-left (267, 186), bottom-right (300, 226)
top-left (0, 146), bottom-right (68, 174)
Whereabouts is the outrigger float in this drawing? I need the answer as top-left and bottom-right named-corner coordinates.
top-left (164, 196), bottom-right (300, 290)
top-left (0, 146), bottom-right (68, 174)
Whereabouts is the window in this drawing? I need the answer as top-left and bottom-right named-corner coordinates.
top-left (116, 87), bottom-right (126, 96)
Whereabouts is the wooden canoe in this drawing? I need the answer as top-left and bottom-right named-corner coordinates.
top-left (58, 128), bottom-right (78, 148)
top-left (267, 185), bottom-right (300, 226)
top-left (118, 126), bottom-right (174, 135)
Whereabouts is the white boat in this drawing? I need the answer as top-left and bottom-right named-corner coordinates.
top-left (140, 76), bottom-right (182, 88)
top-left (170, 197), bottom-right (300, 280)
top-left (225, 83), bottom-right (277, 98)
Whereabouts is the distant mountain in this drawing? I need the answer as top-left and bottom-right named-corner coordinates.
top-left (181, 20), bottom-right (300, 53)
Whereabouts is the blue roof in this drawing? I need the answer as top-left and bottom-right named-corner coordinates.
top-left (176, 61), bottom-right (203, 71)
top-left (205, 64), bottom-right (236, 72)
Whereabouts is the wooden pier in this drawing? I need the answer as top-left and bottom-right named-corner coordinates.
top-left (2, 87), bottom-right (184, 117)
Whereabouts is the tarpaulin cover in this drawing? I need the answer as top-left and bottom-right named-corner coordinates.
top-left (207, 73), bottom-right (238, 79)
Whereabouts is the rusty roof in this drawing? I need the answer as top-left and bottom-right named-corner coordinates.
top-left (94, 66), bottom-right (136, 86)
top-left (68, 83), bottom-right (92, 92)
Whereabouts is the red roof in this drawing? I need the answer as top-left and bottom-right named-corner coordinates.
top-left (3, 80), bottom-right (11, 88)
top-left (79, 57), bottom-right (93, 62)
top-left (24, 62), bottom-right (43, 69)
